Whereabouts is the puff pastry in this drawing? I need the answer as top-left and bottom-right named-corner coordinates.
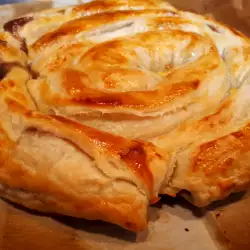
top-left (1, 0), bottom-right (250, 231)
top-left (0, 29), bottom-right (167, 232)
top-left (20, 7), bottom-right (231, 140)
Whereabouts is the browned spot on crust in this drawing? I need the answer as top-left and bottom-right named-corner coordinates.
top-left (103, 75), bottom-right (117, 89)
top-left (192, 124), bottom-right (250, 176)
top-left (4, 98), bottom-right (28, 114)
top-left (120, 143), bottom-right (153, 190)
top-left (43, 68), bottom-right (201, 110)
top-left (0, 80), bottom-right (15, 91)
top-left (11, 91), bottom-right (29, 106)
top-left (72, 1), bottom-right (122, 13)
top-left (81, 97), bottom-right (123, 106)
top-left (231, 130), bottom-right (244, 138)
top-left (48, 56), bottom-right (67, 72)
top-left (151, 16), bottom-right (185, 28)
top-left (0, 126), bottom-right (15, 165)
top-left (62, 68), bottom-right (91, 96)
top-left (85, 40), bottom-right (127, 63)
top-left (72, 0), bottom-right (176, 14)
top-left (32, 9), bottom-right (176, 51)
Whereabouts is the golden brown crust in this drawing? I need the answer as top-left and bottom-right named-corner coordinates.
top-left (3, 0), bottom-right (176, 48)
top-left (2, 0), bottom-right (250, 230)
top-left (192, 126), bottom-right (250, 175)
top-left (25, 112), bottom-right (156, 195)
top-left (22, 7), bottom-right (229, 141)
top-left (0, 159), bottom-right (148, 232)
top-left (71, 0), bottom-right (176, 14)
top-left (0, 26), bottom-right (167, 231)
top-left (190, 124), bottom-right (250, 190)
top-left (42, 67), bottom-right (202, 109)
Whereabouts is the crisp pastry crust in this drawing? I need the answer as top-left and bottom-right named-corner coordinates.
top-left (1, 0), bottom-right (250, 231)
top-left (0, 26), bottom-right (167, 232)
top-left (3, 0), bottom-right (176, 48)
top-left (5, 6), bottom-right (234, 140)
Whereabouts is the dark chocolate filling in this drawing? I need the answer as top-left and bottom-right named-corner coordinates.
top-left (3, 16), bottom-right (34, 36)
top-left (0, 61), bottom-right (26, 81)
top-left (3, 16), bottom-right (34, 54)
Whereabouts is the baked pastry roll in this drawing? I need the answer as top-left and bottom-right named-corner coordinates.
top-left (1, 0), bottom-right (250, 231)
top-left (0, 32), bottom-right (167, 232)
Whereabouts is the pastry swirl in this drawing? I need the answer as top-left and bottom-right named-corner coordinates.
top-left (21, 7), bottom-right (232, 140)
top-left (1, 0), bottom-right (250, 231)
